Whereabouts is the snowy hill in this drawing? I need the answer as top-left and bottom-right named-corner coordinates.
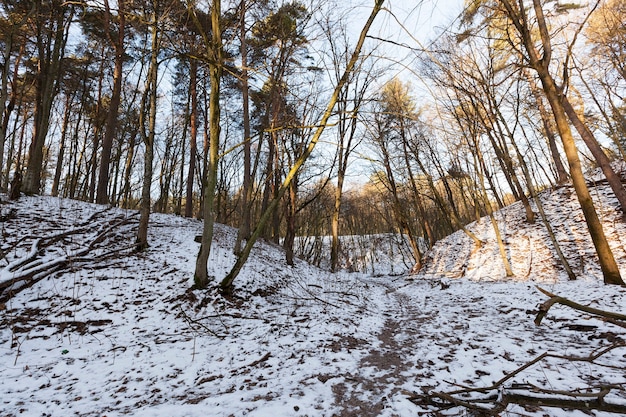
top-left (418, 181), bottom-right (626, 282)
top-left (1, 191), bottom-right (625, 416)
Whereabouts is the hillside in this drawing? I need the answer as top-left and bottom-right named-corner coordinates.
top-left (1, 188), bottom-right (625, 416)
top-left (418, 180), bottom-right (626, 281)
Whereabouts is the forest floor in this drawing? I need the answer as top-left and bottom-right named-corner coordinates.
top-left (1, 188), bottom-right (626, 416)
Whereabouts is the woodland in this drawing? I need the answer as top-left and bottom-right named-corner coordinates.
top-left (1, 1), bottom-right (626, 415)
top-left (1, 0), bottom-right (626, 286)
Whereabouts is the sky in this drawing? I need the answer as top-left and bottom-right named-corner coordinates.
top-left (367, 0), bottom-right (465, 82)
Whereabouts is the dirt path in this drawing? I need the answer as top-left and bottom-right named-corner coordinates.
top-left (330, 280), bottom-right (430, 416)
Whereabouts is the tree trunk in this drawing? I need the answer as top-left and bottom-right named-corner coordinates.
top-left (1, 6), bottom-right (32, 191)
top-left (136, 11), bottom-right (159, 250)
top-left (51, 93), bottom-right (73, 196)
top-left (121, 129), bottom-right (138, 208)
top-left (524, 70), bottom-right (569, 183)
top-left (473, 140), bottom-right (513, 277)
top-left (499, 0), bottom-right (624, 285)
top-left (234, 0), bottom-right (253, 256)
top-left (194, 0), bottom-right (223, 288)
top-left (283, 179), bottom-right (298, 266)
top-left (23, 6), bottom-right (72, 194)
top-left (561, 96), bottom-right (626, 212)
top-left (488, 101), bottom-right (535, 223)
top-left (402, 138), bottom-right (434, 249)
top-left (260, 128), bottom-right (274, 240)
top-left (0, 26), bottom-right (15, 192)
top-left (185, 59), bottom-right (198, 217)
top-left (378, 126), bottom-right (422, 271)
top-left (96, 0), bottom-right (126, 205)
top-left (514, 111), bottom-right (576, 279)
top-left (539, 71), bottom-right (623, 285)
top-left (155, 127), bottom-right (174, 212)
top-left (330, 170), bottom-right (344, 272)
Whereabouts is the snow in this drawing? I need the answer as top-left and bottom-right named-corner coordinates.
top-left (1, 185), bottom-right (625, 416)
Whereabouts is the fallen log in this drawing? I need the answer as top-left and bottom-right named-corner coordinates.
top-left (410, 383), bottom-right (626, 416)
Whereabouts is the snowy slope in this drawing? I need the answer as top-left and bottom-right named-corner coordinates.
top-left (419, 181), bottom-right (626, 282)
top-left (1, 190), bottom-right (625, 417)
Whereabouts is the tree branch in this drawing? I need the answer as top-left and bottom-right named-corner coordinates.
top-left (535, 286), bottom-right (626, 325)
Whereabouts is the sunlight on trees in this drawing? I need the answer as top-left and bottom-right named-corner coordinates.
top-left (1, 0), bottom-right (625, 287)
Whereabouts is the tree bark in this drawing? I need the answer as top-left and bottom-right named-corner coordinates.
top-left (472, 133), bottom-right (513, 277)
top-left (561, 96), bottom-right (626, 212)
top-left (540, 74), bottom-right (623, 284)
top-left (283, 179), bottom-right (297, 266)
top-left (24, 4), bottom-right (73, 194)
top-left (499, 0), bottom-right (624, 285)
top-left (96, 0), bottom-right (126, 205)
top-left (194, 0), bottom-right (223, 288)
top-left (51, 93), bottom-right (73, 196)
top-left (185, 59), bottom-right (198, 218)
top-left (234, 0), bottom-right (253, 256)
top-left (524, 70), bottom-right (569, 183)
top-left (1, 42), bottom-right (26, 191)
top-left (136, 9), bottom-right (159, 250)
top-left (0, 7), bottom-right (32, 192)
top-left (514, 114), bottom-right (576, 280)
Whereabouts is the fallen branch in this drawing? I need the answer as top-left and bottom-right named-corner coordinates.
top-left (535, 286), bottom-right (626, 326)
top-left (246, 352), bottom-right (271, 368)
top-left (0, 211), bottom-right (139, 302)
top-left (501, 385), bottom-right (626, 414)
top-left (408, 343), bottom-right (626, 415)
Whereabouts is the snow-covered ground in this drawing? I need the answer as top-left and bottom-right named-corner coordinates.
top-left (1, 183), bottom-right (625, 416)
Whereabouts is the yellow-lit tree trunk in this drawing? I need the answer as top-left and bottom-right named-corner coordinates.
top-left (497, 0), bottom-right (624, 285)
top-left (220, 0), bottom-right (386, 292)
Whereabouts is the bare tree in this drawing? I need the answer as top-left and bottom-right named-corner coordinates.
top-left (367, 79), bottom-right (424, 271)
top-left (220, 0), bottom-right (386, 292)
top-left (322, 12), bottom-right (379, 272)
top-left (194, 0), bottom-right (224, 288)
top-left (493, 0), bottom-right (624, 285)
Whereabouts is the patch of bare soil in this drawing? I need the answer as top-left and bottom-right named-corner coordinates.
top-left (330, 285), bottom-right (424, 417)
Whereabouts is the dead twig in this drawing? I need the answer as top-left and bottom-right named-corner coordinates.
top-left (246, 352), bottom-right (271, 368)
top-left (178, 305), bottom-right (227, 339)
